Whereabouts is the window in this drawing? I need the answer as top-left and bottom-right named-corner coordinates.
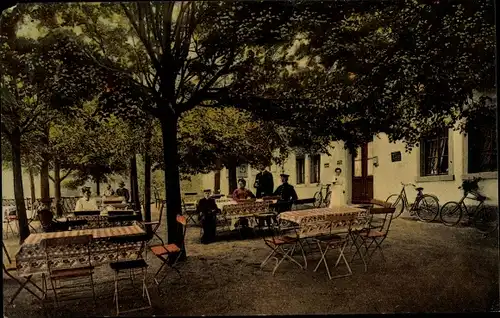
top-left (468, 118), bottom-right (497, 173)
top-left (296, 156), bottom-right (305, 184)
top-left (421, 129), bottom-right (449, 176)
top-left (310, 155), bottom-right (321, 184)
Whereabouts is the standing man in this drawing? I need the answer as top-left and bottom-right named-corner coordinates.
top-left (115, 181), bottom-right (130, 203)
top-left (254, 166), bottom-right (274, 198)
top-left (273, 174), bottom-right (298, 213)
top-left (196, 189), bottom-right (219, 244)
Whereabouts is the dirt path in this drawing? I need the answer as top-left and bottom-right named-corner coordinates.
top-left (3, 214), bottom-right (498, 316)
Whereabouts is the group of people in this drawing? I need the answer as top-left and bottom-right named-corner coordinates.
top-left (74, 181), bottom-right (130, 211)
top-left (197, 167), bottom-right (299, 244)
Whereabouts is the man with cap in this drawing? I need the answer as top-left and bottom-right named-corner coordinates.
top-left (196, 189), bottom-right (219, 244)
top-left (115, 181), bottom-right (130, 202)
top-left (273, 174), bottom-right (298, 213)
top-left (75, 187), bottom-right (99, 211)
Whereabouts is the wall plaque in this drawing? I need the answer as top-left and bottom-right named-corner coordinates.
top-left (336, 160), bottom-right (343, 165)
top-left (324, 163), bottom-right (330, 168)
top-left (237, 165), bottom-right (248, 178)
top-left (391, 151), bottom-right (402, 162)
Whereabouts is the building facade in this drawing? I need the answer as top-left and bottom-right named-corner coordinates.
top-left (195, 125), bottom-right (497, 207)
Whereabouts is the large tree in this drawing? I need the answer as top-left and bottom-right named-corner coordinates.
top-left (0, 8), bottom-right (99, 242)
top-left (30, 2), bottom-right (299, 251)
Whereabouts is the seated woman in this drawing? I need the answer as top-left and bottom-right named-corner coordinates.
top-left (196, 189), bottom-right (220, 244)
top-left (75, 187), bottom-right (99, 212)
top-left (231, 179), bottom-right (255, 235)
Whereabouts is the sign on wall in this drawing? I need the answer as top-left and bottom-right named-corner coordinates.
top-left (324, 163), bottom-right (330, 168)
top-left (391, 151), bottom-right (402, 162)
top-left (336, 160), bottom-right (343, 165)
top-left (236, 165), bottom-right (248, 178)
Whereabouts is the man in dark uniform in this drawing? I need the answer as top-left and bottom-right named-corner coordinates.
top-left (254, 166), bottom-right (274, 198)
top-left (273, 173), bottom-right (298, 213)
top-left (196, 189), bottom-right (219, 244)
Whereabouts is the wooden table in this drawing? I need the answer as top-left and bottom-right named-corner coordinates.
top-left (16, 225), bottom-right (146, 276)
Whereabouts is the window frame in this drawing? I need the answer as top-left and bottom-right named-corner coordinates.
top-left (467, 118), bottom-right (497, 174)
top-left (296, 156), bottom-right (306, 185)
top-left (420, 128), bottom-right (450, 177)
top-left (416, 128), bottom-right (455, 183)
top-left (309, 154), bottom-right (321, 184)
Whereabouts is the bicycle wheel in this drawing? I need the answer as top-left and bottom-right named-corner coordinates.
top-left (386, 194), bottom-right (404, 218)
top-left (323, 191), bottom-right (332, 207)
top-left (414, 195), bottom-right (440, 222)
top-left (439, 201), bottom-right (462, 226)
top-left (313, 191), bottom-right (322, 208)
top-left (473, 206), bottom-right (498, 235)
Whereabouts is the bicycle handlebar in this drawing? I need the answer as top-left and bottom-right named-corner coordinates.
top-left (401, 182), bottom-right (416, 187)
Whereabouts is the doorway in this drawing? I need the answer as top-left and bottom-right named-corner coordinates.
top-left (351, 143), bottom-right (374, 203)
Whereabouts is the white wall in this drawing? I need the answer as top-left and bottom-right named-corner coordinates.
top-left (195, 130), bottom-right (498, 207)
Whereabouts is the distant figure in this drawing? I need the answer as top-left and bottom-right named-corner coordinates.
top-left (273, 174), bottom-right (298, 213)
top-left (75, 187), bottom-right (99, 211)
top-left (329, 167), bottom-right (346, 208)
top-left (103, 184), bottom-right (115, 197)
top-left (254, 166), bottom-right (274, 199)
top-left (197, 189), bottom-right (219, 244)
top-left (115, 181), bottom-right (130, 202)
top-left (232, 179), bottom-right (255, 200)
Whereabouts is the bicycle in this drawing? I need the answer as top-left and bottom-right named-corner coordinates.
top-left (385, 182), bottom-right (440, 222)
top-left (439, 185), bottom-right (498, 234)
top-left (313, 184), bottom-right (332, 208)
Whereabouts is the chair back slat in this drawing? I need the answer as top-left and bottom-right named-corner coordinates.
top-left (74, 210), bottom-right (101, 216)
top-left (108, 210), bottom-right (134, 216)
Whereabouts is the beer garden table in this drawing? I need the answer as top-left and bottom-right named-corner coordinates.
top-left (277, 206), bottom-right (370, 271)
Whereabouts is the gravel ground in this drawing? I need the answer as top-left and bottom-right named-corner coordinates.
top-left (3, 207), bottom-right (499, 316)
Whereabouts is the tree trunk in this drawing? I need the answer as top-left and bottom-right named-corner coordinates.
top-left (144, 128), bottom-right (152, 229)
top-left (28, 166), bottom-right (36, 209)
top-left (95, 176), bottom-right (101, 196)
top-left (214, 159), bottom-right (221, 194)
top-left (11, 131), bottom-right (30, 243)
top-left (228, 164), bottom-right (238, 194)
top-left (130, 155), bottom-right (140, 212)
top-left (160, 115), bottom-right (185, 259)
top-left (54, 159), bottom-right (63, 217)
top-left (40, 125), bottom-right (50, 205)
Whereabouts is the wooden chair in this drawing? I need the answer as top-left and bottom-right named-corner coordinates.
top-left (3, 241), bottom-right (46, 305)
top-left (350, 207), bottom-right (395, 266)
top-left (150, 215), bottom-right (187, 286)
top-left (260, 220), bottom-right (306, 276)
top-left (108, 233), bottom-right (151, 315)
top-left (311, 217), bottom-right (354, 280)
top-left (40, 235), bottom-right (96, 308)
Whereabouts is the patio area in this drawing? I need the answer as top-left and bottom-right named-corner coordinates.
top-left (3, 206), bottom-right (499, 316)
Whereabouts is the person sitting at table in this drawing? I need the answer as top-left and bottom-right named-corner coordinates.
top-left (273, 173), bottom-right (298, 213)
top-left (75, 187), bottom-right (99, 211)
top-left (115, 181), bottom-right (130, 202)
top-left (196, 189), bottom-right (220, 244)
top-left (38, 208), bottom-right (69, 232)
top-left (232, 179), bottom-right (255, 200)
top-left (103, 184), bottom-right (115, 197)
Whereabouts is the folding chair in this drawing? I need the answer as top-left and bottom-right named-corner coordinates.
top-left (312, 218), bottom-right (353, 280)
top-left (3, 241), bottom-right (46, 305)
top-left (3, 213), bottom-right (19, 238)
top-left (150, 215), bottom-right (187, 286)
top-left (182, 198), bottom-right (198, 225)
top-left (260, 220), bottom-right (306, 275)
top-left (40, 235), bottom-right (96, 308)
top-left (350, 207), bottom-right (395, 266)
top-left (108, 233), bottom-right (151, 315)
